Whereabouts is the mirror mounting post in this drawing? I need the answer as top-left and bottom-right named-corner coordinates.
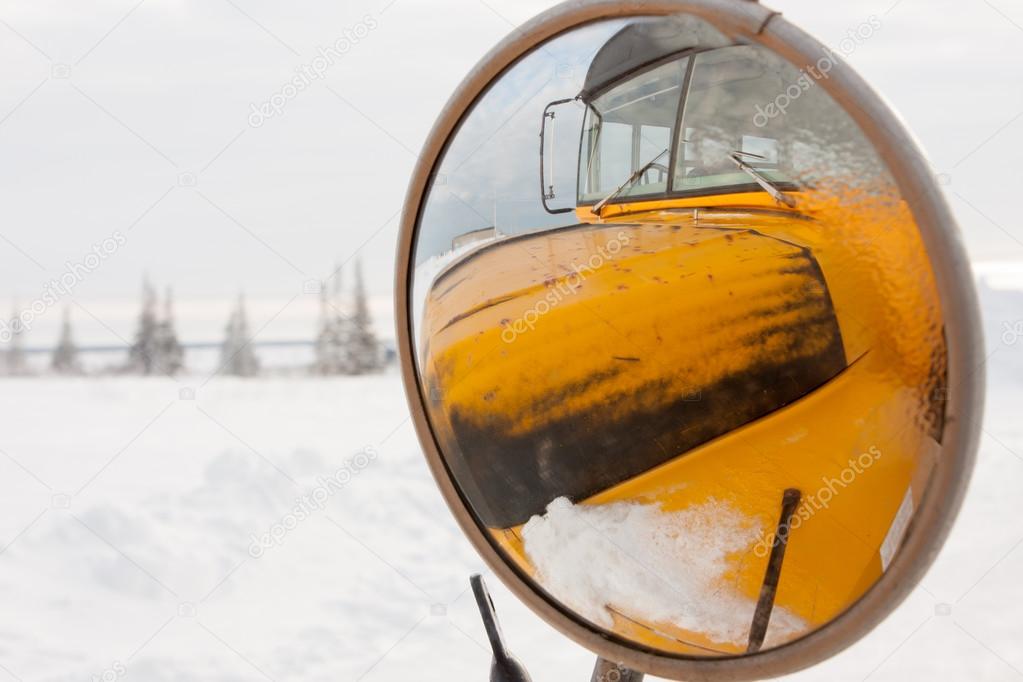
top-left (471, 574), bottom-right (533, 682)
top-left (472, 573), bottom-right (646, 682)
top-left (591, 658), bottom-right (645, 682)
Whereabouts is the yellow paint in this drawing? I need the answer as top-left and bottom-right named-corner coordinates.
top-left (424, 221), bottom-right (838, 442)
top-left (574, 191), bottom-right (809, 223)
top-left (420, 185), bottom-right (945, 655)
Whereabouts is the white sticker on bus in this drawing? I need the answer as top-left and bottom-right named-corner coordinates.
top-left (880, 486), bottom-right (914, 572)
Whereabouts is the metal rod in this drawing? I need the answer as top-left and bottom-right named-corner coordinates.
top-left (471, 574), bottom-right (533, 682)
top-left (747, 488), bottom-right (802, 653)
top-left (549, 110), bottom-right (556, 191)
top-left (539, 98), bottom-right (575, 214)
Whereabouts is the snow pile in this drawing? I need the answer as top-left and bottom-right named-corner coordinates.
top-left (521, 496), bottom-right (807, 647)
top-left (0, 376), bottom-right (488, 681)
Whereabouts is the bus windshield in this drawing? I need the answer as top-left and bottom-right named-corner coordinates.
top-left (578, 56), bottom-right (689, 203)
top-left (577, 45), bottom-right (878, 207)
top-left (674, 46), bottom-right (793, 194)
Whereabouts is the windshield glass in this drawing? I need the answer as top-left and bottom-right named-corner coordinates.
top-left (674, 46), bottom-right (794, 193)
top-left (578, 57), bottom-right (689, 203)
top-left (578, 44), bottom-right (884, 206)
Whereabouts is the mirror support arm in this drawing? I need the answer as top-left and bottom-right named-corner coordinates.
top-left (471, 574), bottom-right (533, 682)
top-left (540, 98), bottom-right (578, 215)
top-left (473, 572), bottom-right (647, 682)
top-left (591, 658), bottom-right (645, 682)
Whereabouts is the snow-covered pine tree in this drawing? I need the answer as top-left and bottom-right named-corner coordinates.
top-left (312, 266), bottom-right (351, 375)
top-left (127, 278), bottom-right (160, 375)
top-left (220, 307), bottom-right (239, 374)
top-left (6, 302), bottom-right (28, 376)
top-left (330, 263), bottom-right (353, 374)
top-left (51, 306), bottom-right (81, 375)
top-left (220, 294), bottom-right (260, 377)
top-left (310, 286), bottom-right (327, 376)
top-left (232, 294), bottom-right (260, 377)
top-left (313, 282), bottom-right (332, 375)
top-left (348, 258), bottom-right (382, 374)
top-left (156, 287), bottom-right (185, 376)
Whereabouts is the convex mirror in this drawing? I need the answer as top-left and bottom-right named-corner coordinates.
top-left (397, 2), bottom-right (983, 679)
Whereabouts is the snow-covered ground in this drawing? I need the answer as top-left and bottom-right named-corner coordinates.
top-left (0, 277), bottom-right (1019, 682)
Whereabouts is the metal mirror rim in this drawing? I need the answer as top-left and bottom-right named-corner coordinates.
top-left (394, 1), bottom-right (985, 679)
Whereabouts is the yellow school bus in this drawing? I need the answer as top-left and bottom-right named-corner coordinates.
top-left (418, 18), bottom-right (947, 654)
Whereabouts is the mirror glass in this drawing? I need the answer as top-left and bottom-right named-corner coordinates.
top-left (410, 14), bottom-right (948, 656)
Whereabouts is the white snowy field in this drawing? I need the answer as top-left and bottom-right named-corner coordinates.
top-left (0, 279), bottom-right (1020, 682)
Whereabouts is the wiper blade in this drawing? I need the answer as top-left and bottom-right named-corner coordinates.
top-left (593, 148), bottom-right (669, 217)
top-left (730, 151), bottom-right (797, 208)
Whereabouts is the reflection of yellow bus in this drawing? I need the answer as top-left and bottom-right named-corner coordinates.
top-left (420, 19), bottom-right (947, 654)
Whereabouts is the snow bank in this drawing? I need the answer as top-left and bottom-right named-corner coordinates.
top-left (521, 496), bottom-right (806, 648)
top-left (0, 278), bottom-right (1019, 680)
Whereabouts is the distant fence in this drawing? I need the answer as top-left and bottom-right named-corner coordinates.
top-left (13, 339), bottom-right (397, 376)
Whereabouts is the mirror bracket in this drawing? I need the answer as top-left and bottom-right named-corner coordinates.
top-left (473, 572), bottom-right (646, 682)
top-left (591, 658), bottom-right (645, 682)
top-left (472, 574), bottom-right (533, 682)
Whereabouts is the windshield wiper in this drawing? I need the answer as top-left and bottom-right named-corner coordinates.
top-left (593, 148), bottom-right (670, 217)
top-left (729, 151), bottom-right (797, 208)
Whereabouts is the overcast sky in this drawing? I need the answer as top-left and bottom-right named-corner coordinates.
top-left (1, 0), bottom-right (1021, 346)
top-left (414, 19), bottom-right (620, 265)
